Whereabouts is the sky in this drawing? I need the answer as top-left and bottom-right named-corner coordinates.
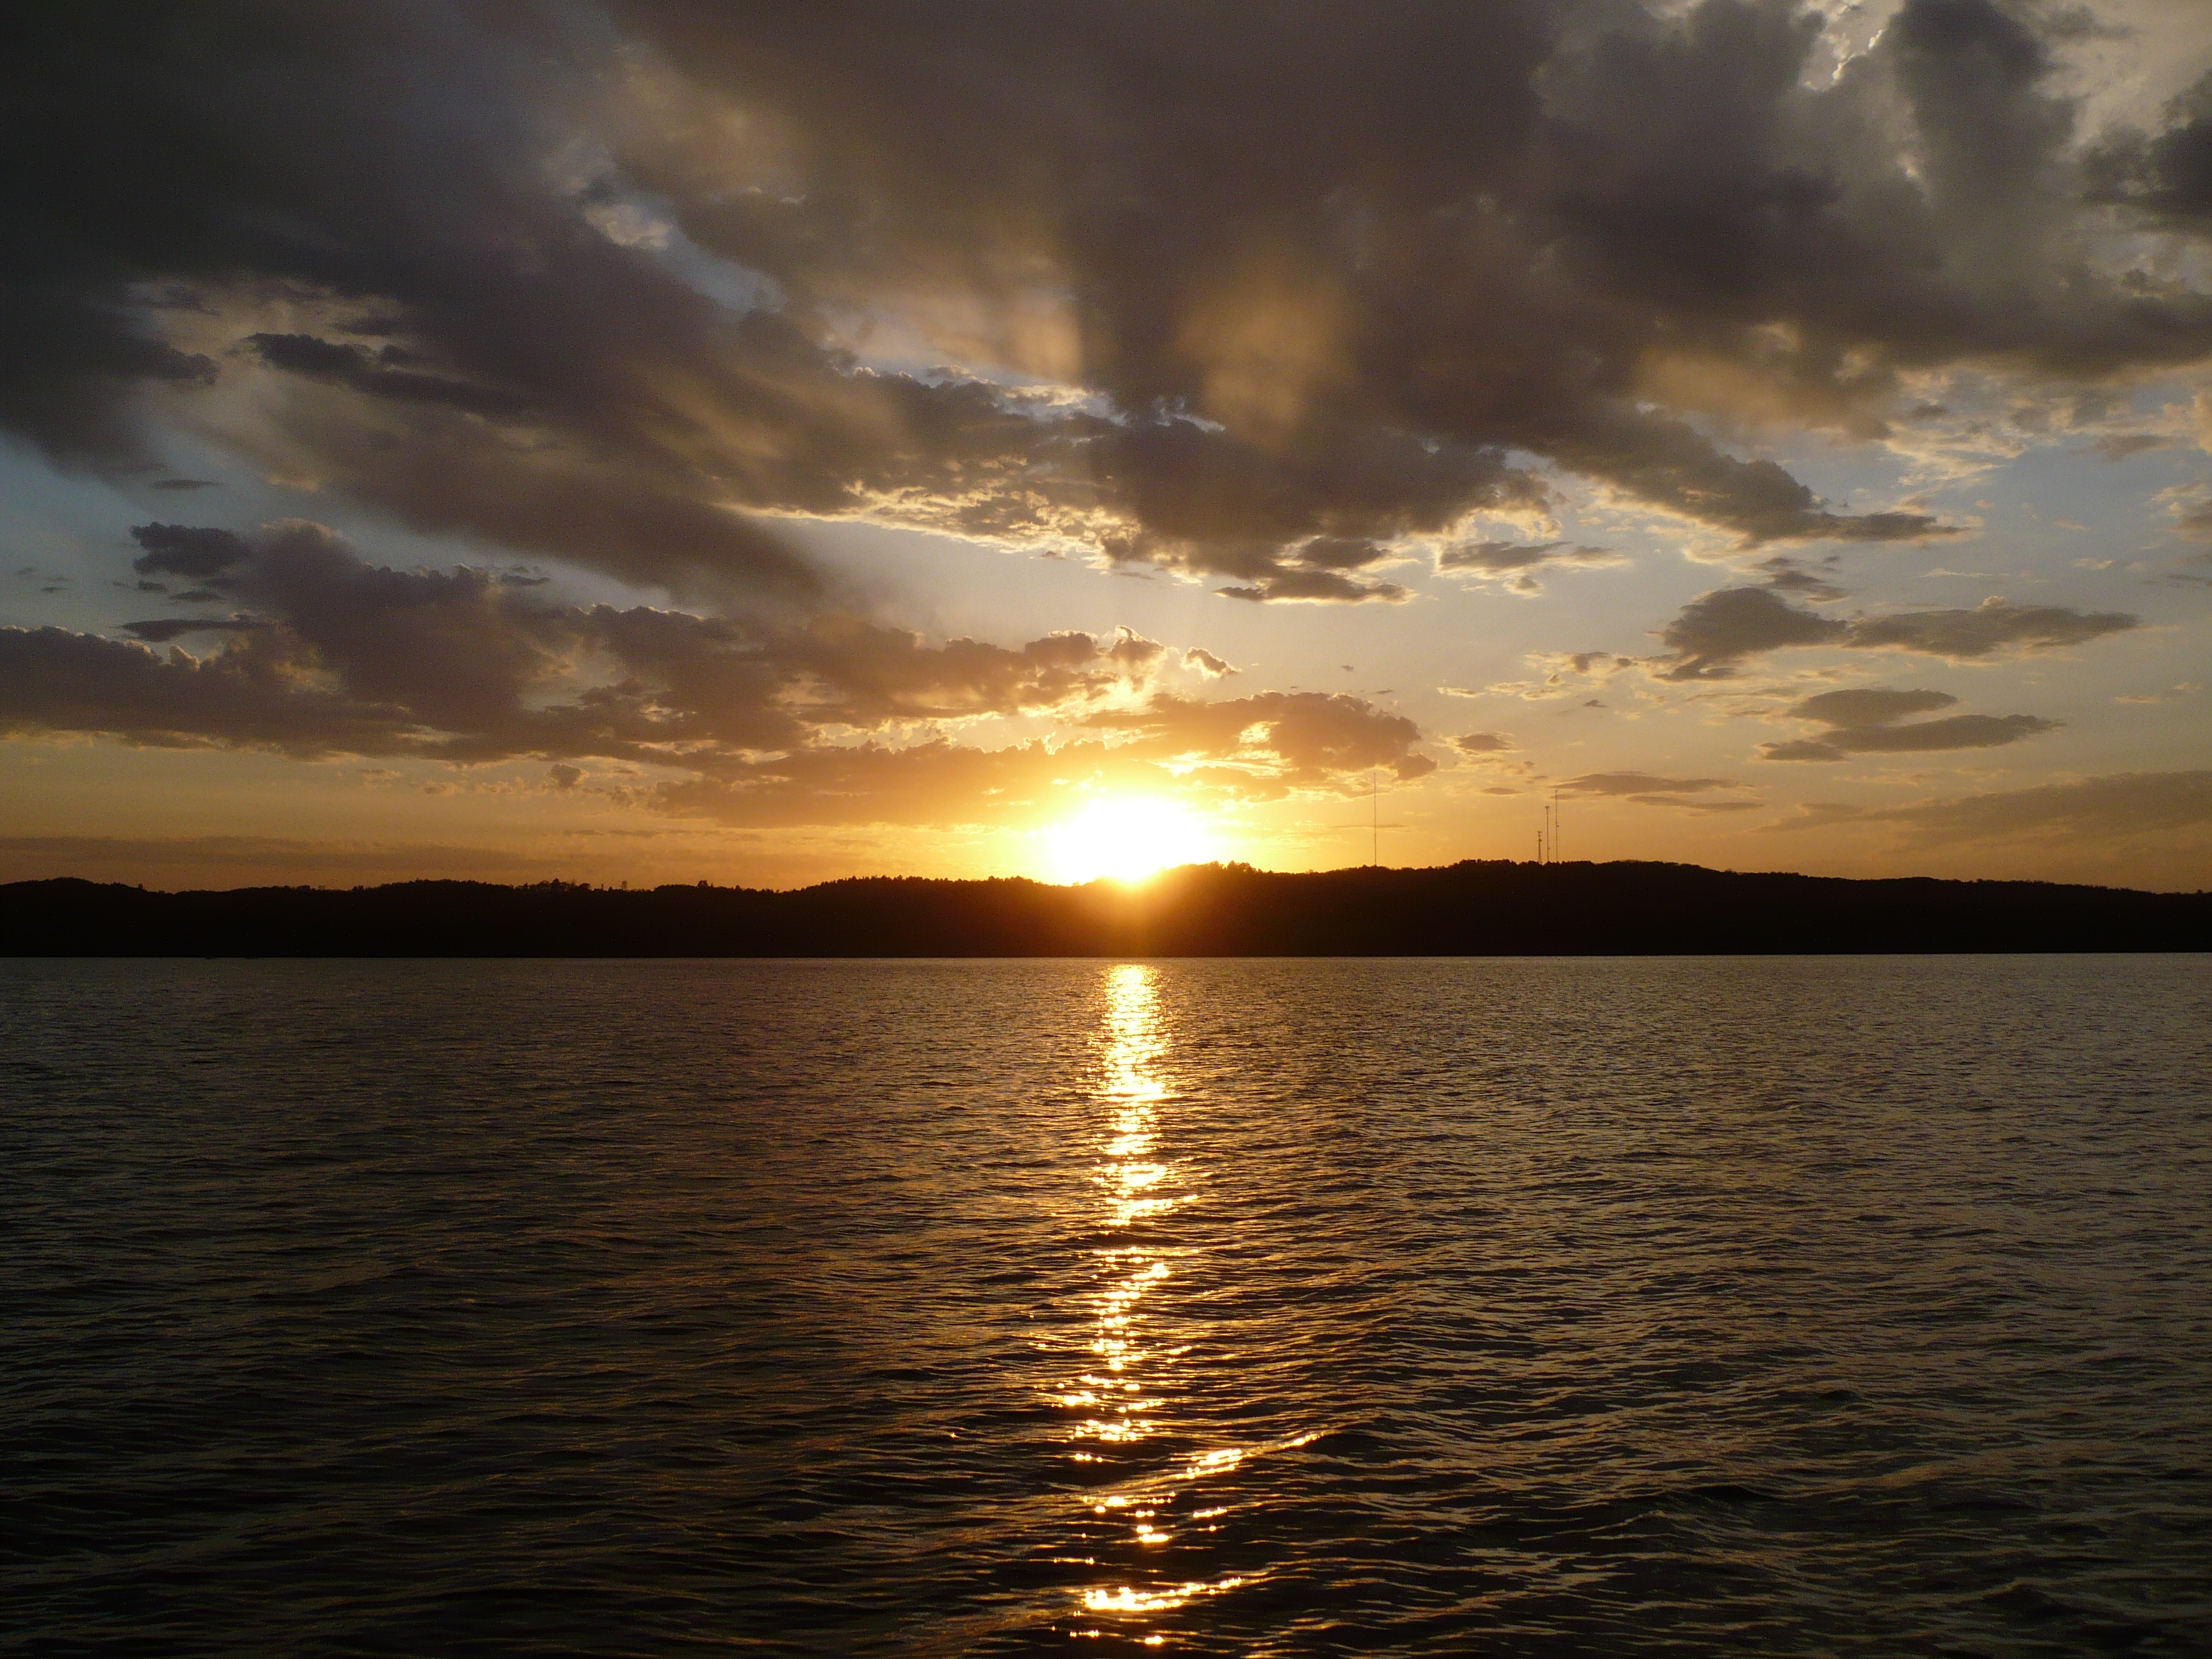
top-left (4, 0), bottom-right (2211, 891)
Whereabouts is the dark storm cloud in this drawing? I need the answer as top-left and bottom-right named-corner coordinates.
top-left (9, 0), bottom-right (2211, 605)
top-left (1759, 685), bottom-right (2058, 761)
top-left (1654, 588), bottom-right (2140, 678)
top-left (0, 5), bottom-right (822, 594)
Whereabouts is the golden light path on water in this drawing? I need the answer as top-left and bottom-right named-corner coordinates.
top-left (1056, 964), bottom-right (1315, 1644)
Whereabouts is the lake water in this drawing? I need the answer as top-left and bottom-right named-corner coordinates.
top-left (6, 956), bottom-right (2211, 1655)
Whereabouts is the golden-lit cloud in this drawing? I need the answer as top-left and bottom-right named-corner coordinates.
top-left (3, 520), bottom-right (1434, 833)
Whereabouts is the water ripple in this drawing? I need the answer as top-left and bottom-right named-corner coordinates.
top-left (4, 956), bottom-right (2210, 1655)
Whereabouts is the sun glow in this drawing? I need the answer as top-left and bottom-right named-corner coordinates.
top-left (1049, 797), bottom-right (1218, 884)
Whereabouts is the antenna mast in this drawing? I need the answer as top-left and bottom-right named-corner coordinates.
top-left (1332, 769), bottom-right (1400, 866)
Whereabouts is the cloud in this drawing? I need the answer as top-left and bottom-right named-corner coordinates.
top-left (2092, 432), bottom-right (2173, 460)
top-left (1658, 588), bottom-right (1848, 679)
top-left (1843, 598), bottom-right (2141, 658)
top-left (1079, 691), bottom-right (1437, 788)
top-left (130, 523), bottom-right (249, 580)
top-left (119, 616), bottom-right (265, 644)
top-left (1770, 713), bottom-right (2057, 757)
top-left (3, 518), bottom-right (1424, 824)
top-left (658, 693), bottom-right (1437, 827)
top-left (1562, 770), bottom-right (1759, 811)
top-left (1763, 770), bottom-right (2212, 846)
top-left (1453, 731), bottom-right (1516, 755)
top-left (1566, 771), bottom-right (1738, 796)
top-left (2087, 68), bottom-right (2212, 228)
top-left (2167, 491), bottom-right (2212, 540)
top-left (244, 333), bottom-right (529, 417)
top-left (0, 625), bottom-right (418, 757)
top-left (2115, 682), bottom-right (2200, 705)
top-left (1760, 685), bottom-right (2059, 760)
top-left (3, 1), bottom-right (2206, 873)
top-left (1786, 688), bottom-right (1959, 727)
top-left (1437, 539), bottom-right (1623, 593)
top-left (1755, 554), bottom-right (1849, 602)
top-left (1200, 532), bottom-right (1418, 603)
top-left (10, 519), bottom-right (1164, 755)
top-left (1655, 588), bottom-right (2140, 678)
top-left (655, 738), bottom-right (1125, 829)
top-left (1485, 649), bottom-right (1642, 701)
top-left (0, 834), bottom-right (549, 886)
top-left (20, 0), bottom-right (2212, 601)
top-left (1215, 569), bottom-right (1410, 605)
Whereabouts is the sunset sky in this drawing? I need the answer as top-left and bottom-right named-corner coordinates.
top-left (4, 0), bottom-right (2211, 890)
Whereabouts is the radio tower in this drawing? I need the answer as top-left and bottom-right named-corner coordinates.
top-left (1333, 769), bottom-right (1400, 867)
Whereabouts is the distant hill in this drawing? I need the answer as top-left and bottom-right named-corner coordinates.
top-left (3, 861), bottom-right (2206, 956)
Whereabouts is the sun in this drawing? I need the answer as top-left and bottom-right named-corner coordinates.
top-left (1049, 796), bottom-right (1219, 884)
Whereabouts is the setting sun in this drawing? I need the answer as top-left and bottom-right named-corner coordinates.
top-left (1048, 798), bottom-right (1219, 884)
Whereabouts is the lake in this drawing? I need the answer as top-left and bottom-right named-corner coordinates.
top-left (6, 957), bottom-right (2210, 1654)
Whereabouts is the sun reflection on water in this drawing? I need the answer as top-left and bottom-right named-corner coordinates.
top-left (1053, 962), bottom-right (1255, 1642)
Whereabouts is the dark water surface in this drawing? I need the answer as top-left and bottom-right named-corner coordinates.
top-left (6, 957), bottom-right (2211, 1656)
